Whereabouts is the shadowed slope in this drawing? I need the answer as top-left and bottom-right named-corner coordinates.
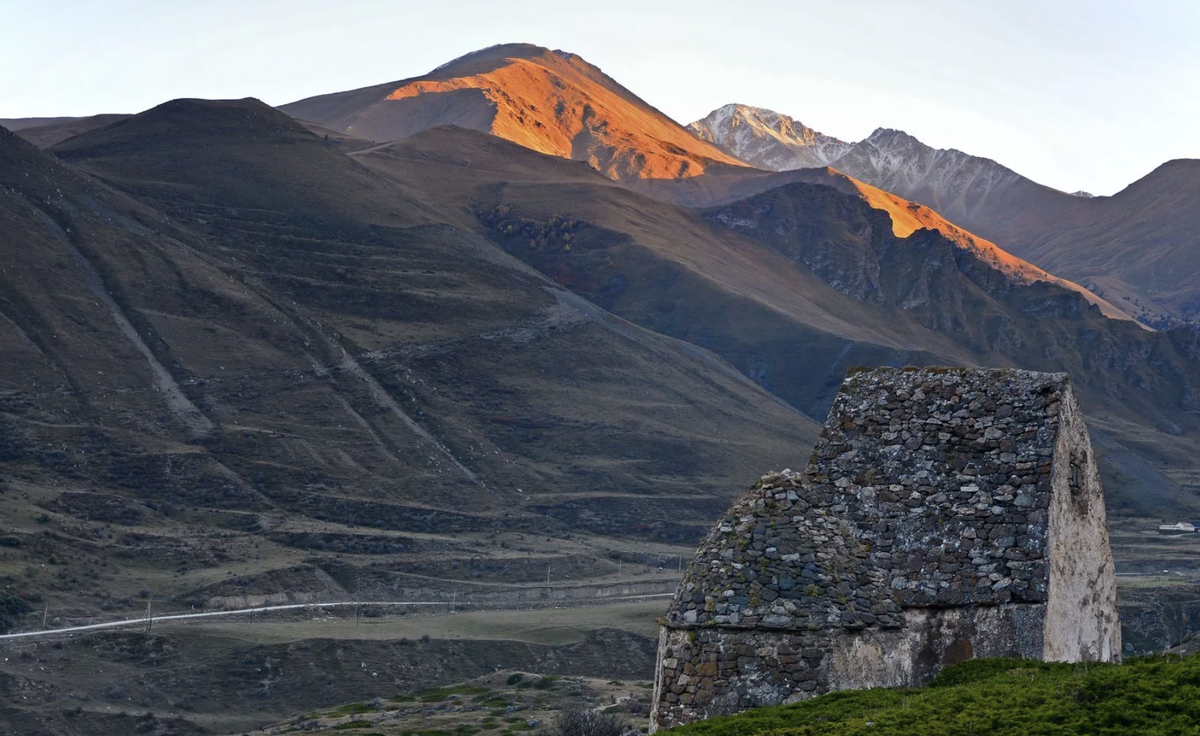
top-left (27, 100), bottom-right (819, 535)
top-left (357, 127), bottom-right (974, 408)
top-left (1, 104), bottom-right (821, 664)
top-left (281, 43), bottom-right (747, 180)
top-left (51, 97), bottom-right (441, 227)
top-left (354, 126), bottom-right (1200, 514)
top-left (820, 132), bottom-right (1200, 326)
top-left (633, 164), bottom-right (1131, 322)
top-left (0, 113), bottom-right (131, 148)
top-left (1008, 160), bottom-right (1200, 327)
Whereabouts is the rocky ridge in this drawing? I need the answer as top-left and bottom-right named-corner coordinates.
top-left (691, 107), bottom-right (1032, 227)
top-left (689, 104), bottom-right (851, 171)
top-left (691, 104), bottom-right (1200, 327)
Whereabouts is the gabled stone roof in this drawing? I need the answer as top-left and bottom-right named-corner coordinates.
top-left (665, 367), bottom-right (1069, 632)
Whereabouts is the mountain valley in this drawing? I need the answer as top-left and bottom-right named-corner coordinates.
top-left (1, 41), bottom-right (1198, 736)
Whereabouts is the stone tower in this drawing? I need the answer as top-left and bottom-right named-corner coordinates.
top-left (651, 367), bottom-right (1120, 731)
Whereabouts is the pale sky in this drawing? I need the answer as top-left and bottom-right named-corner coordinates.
top-left (3, 0), bottom-right (1198, 195)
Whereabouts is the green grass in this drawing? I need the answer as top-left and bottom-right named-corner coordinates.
top-left (668, 656), bottom-right (1200, 736)
top-left (394, 685), bottom-right (493, 703)
top-left (333, 703), bottom-right (375, 715)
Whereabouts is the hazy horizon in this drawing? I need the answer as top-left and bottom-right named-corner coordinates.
top-left (2, 0), bottom-right (1197, 195)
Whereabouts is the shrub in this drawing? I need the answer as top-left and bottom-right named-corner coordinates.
top-left (545, 706), bottom-right (629, 736)
top-left (0, 591), bottom-right (31, 634)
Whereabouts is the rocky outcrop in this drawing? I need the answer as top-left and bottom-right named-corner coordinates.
top-left (650, 367), bottom-right (1121, 731)
top-left (689, 104), bottom-right (851, 171)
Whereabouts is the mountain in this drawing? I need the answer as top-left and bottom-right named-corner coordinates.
top-left (281, 43), bottom-right (746, 180)
top-left (4, 48), bottom-right (1200, 732)
top-left (692, 104), bottom-right (1200, 326)
top-left (999, 160), bottom-right (1200, 328)
top-left (630, 164), bottom-right (1132, 323)
top-left (352, 125), bottom-right (1200, 519)
top-left (0, 93), bottom-right (825, 695)
top-left (690, 103), bottom-right (851, 170)
top-left (33, 97), bottom-right (820, 541)
top-left (0, 101), bottom-right (835, 730)
top-left (690, 107), bottom-right (1078, 231)
top-left (0, 113), bottom-right (131, 148)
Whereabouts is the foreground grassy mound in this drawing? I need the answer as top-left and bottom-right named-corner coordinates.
top-left (670, 656), bottom-right (1200, 736)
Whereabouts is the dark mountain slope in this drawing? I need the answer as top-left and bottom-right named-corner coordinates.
top-left (1, 102), bottom-right (819, 636)
top-left (706, 183), bottom-right (1200, 414)
top-left (356, 127), bottom-right (975, 411)
top-left (632, 165), bottom-right (1131, 321)
top-left (51, 98), bottom-right (442, 227)
top-left (1009, 160), bottom-right (1200, 327)
top-left (1, 113), bottom-right (131, 148)
top-left (352, 126), bottom-right (1200, 513)
top-left (825, 132), bottom-right (1200, 327)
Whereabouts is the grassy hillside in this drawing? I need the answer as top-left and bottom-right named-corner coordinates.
top-left (670, 656), bottom-right (1200, 736)
top-left (2, 103), bottom-right (819, 637)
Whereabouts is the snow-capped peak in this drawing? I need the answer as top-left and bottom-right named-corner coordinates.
top-left (690, 104), bottom-right (850, 171)
top-left (690, 104), bottom-right (1036, 238)
top-left (863, 127), bottom-right (920, 146)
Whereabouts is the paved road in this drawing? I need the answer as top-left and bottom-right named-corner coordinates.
top-left (0, 593), bottom-right (673, 641)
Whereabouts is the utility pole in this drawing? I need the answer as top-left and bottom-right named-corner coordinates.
top-left (546, 564), bottom-right (551, 587)
top-left (144, 596), bottom-right (153, 634)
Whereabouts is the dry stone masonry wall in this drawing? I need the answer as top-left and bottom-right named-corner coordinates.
top-left (651, 367), bottom-right (1121, 731)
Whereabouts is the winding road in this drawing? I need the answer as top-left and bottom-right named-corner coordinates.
top-left (0, 593), bottom-right (674, 641)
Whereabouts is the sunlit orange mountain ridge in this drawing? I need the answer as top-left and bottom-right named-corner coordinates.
top-left (634, 164), bottom-right (1134, 324)
top-left (10, 44), bottom-right (1131, 326)
top-left (691, 104), bottom-right (1200, 328)
top-left (282, 43), bottom-right (747, 180)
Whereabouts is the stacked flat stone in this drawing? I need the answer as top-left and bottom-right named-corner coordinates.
top-left (811, 367), bottom-right (1061, 607)
top-left (651, 367), bottom-right (1121, 732)
top-left (665, 368), bottom-right (1060, 633)
top-left (666, 469), bottom-right (902, 631)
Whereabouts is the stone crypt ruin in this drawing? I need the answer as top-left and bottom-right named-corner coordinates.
top-left (650, 367), bottom-right (1121, 730)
